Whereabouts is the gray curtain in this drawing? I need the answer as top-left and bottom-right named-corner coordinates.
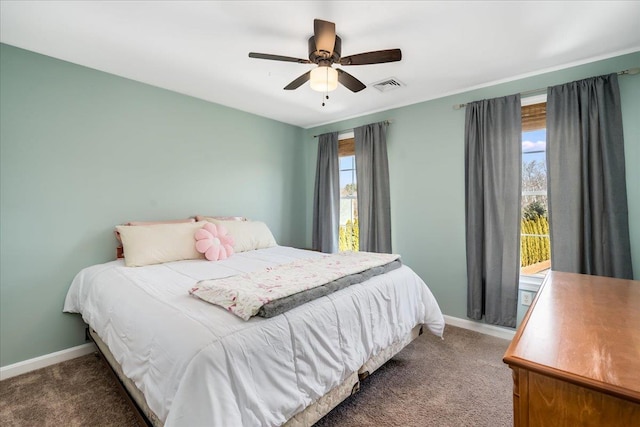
top-left (312, 132), bottom-right (340, 253)
top-left (465, 95), bottom-right (521, 328)
top-left (546, 74), bottom-right (633, 279)
top-left (355, 122), bottom-right (392, 253)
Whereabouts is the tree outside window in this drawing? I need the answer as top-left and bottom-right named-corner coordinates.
top-left (520, 110), bottom-right (550, 277)
top-left (339, 154), bottom-right (358, 251)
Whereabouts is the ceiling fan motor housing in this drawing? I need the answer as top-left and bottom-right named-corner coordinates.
top-left (309, 35), bottom-right (342, 64)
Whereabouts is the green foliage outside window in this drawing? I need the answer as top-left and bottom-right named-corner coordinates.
top-left (522, 200), bottom-right (547, 220)
top-left (339, 219), bottom-right (359, 252)
top-left (521, 211), bottom-right (550, 267)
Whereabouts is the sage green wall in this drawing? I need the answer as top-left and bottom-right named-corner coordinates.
top-left (2, 43), bottom-right (638, 367)
top-left (304, 52), bottom-right (640, 324)
top-left (0, 44), bottom-right (306, 366)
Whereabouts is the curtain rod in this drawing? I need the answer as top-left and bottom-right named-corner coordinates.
top-left (313, 119), bottom-right (393, 138)
top-left (452, 67), bottom-right (640, 110)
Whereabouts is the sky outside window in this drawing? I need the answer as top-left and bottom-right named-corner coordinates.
top-left (522, 129), bottom-right (546, 162)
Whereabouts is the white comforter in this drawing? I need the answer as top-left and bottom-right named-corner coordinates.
top-left (63, 246), bottom-right (444, 427)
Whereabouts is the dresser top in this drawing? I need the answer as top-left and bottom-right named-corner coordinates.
top-left (503, 271), bottom-right (640, 402)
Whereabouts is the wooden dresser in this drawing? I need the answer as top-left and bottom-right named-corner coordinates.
top-left (503, 271), bottom-right (640, 427)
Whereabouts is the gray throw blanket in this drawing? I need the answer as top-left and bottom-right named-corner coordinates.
top-left (257, 259), bottom-right (402, 318)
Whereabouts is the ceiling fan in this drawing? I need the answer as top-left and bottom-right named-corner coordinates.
top-left (248, 19), bottom-right (402, 93)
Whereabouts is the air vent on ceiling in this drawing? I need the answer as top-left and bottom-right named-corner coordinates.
top-left (372, 77), bottom-right (405, 92)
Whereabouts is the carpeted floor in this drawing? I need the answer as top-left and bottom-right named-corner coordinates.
top-left (316, 325), bottom-right (513, 427)
top-left (0, 351), bottom-right (141, 427)
top-left (0, 325), bottom-right (513, 426)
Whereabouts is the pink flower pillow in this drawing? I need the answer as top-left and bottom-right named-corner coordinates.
top-left (194, 223), bottom-right (235, 261)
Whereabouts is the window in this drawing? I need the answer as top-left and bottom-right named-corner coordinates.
top-left (338, 137), bottom-right (358, 251)
top-left (520, 97), bottom-right (550, 278)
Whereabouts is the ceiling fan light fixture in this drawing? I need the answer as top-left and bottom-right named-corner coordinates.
top-left (310, 66), bottom-right (338, 92)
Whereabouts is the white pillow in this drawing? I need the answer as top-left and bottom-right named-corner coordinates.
top-left (204, 219), bottom-right (277, 253)
top-left (116, 221), bottom-right (204, 267)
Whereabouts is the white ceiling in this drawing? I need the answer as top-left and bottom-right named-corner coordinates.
top-left (2, 1), bottom-right (639, 129)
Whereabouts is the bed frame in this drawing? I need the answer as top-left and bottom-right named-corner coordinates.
top-left (88, 323), bottom-right (424, 426)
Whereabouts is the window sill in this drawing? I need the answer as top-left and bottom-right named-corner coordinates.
top-left (519, 274), bottom-right (545, 292)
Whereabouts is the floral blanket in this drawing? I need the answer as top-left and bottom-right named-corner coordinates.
top-left (189, 251), bottom-right (401, 320)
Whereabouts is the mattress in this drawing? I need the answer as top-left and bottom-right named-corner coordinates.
top-left (64, 246), bottom-right (445, 426)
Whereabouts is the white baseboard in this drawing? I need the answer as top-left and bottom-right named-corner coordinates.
top-left (0, 342), bottom-right (97, 381)
top-left (444, 315), bottom-right (516, 341)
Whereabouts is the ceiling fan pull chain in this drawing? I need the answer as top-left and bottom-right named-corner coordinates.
top-left (322, 67), bottom-right (327, 106)
top-left (322, 90), bottom-right (330, 107)
top-left (322, 66), bottom-right (327, 106)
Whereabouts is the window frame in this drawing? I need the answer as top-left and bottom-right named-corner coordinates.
top-left (519, 94), bottom-right (549, 290)
top-left (338, 132), bottom-right (358, 252)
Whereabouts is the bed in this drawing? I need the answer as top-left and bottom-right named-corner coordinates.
top-left (63, 220), bottom-right (445, 427)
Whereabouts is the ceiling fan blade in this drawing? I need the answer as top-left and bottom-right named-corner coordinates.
top-left (249, 52), bottom-right (311, 64)
top-left (336, 69), bottom-right (366, 93)
top-left (284, 71), bottom-right (311, 90)
top-left (314, 19), bottom-right (336, 56)
top-left (339, 49), bottom-right (402, 66)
